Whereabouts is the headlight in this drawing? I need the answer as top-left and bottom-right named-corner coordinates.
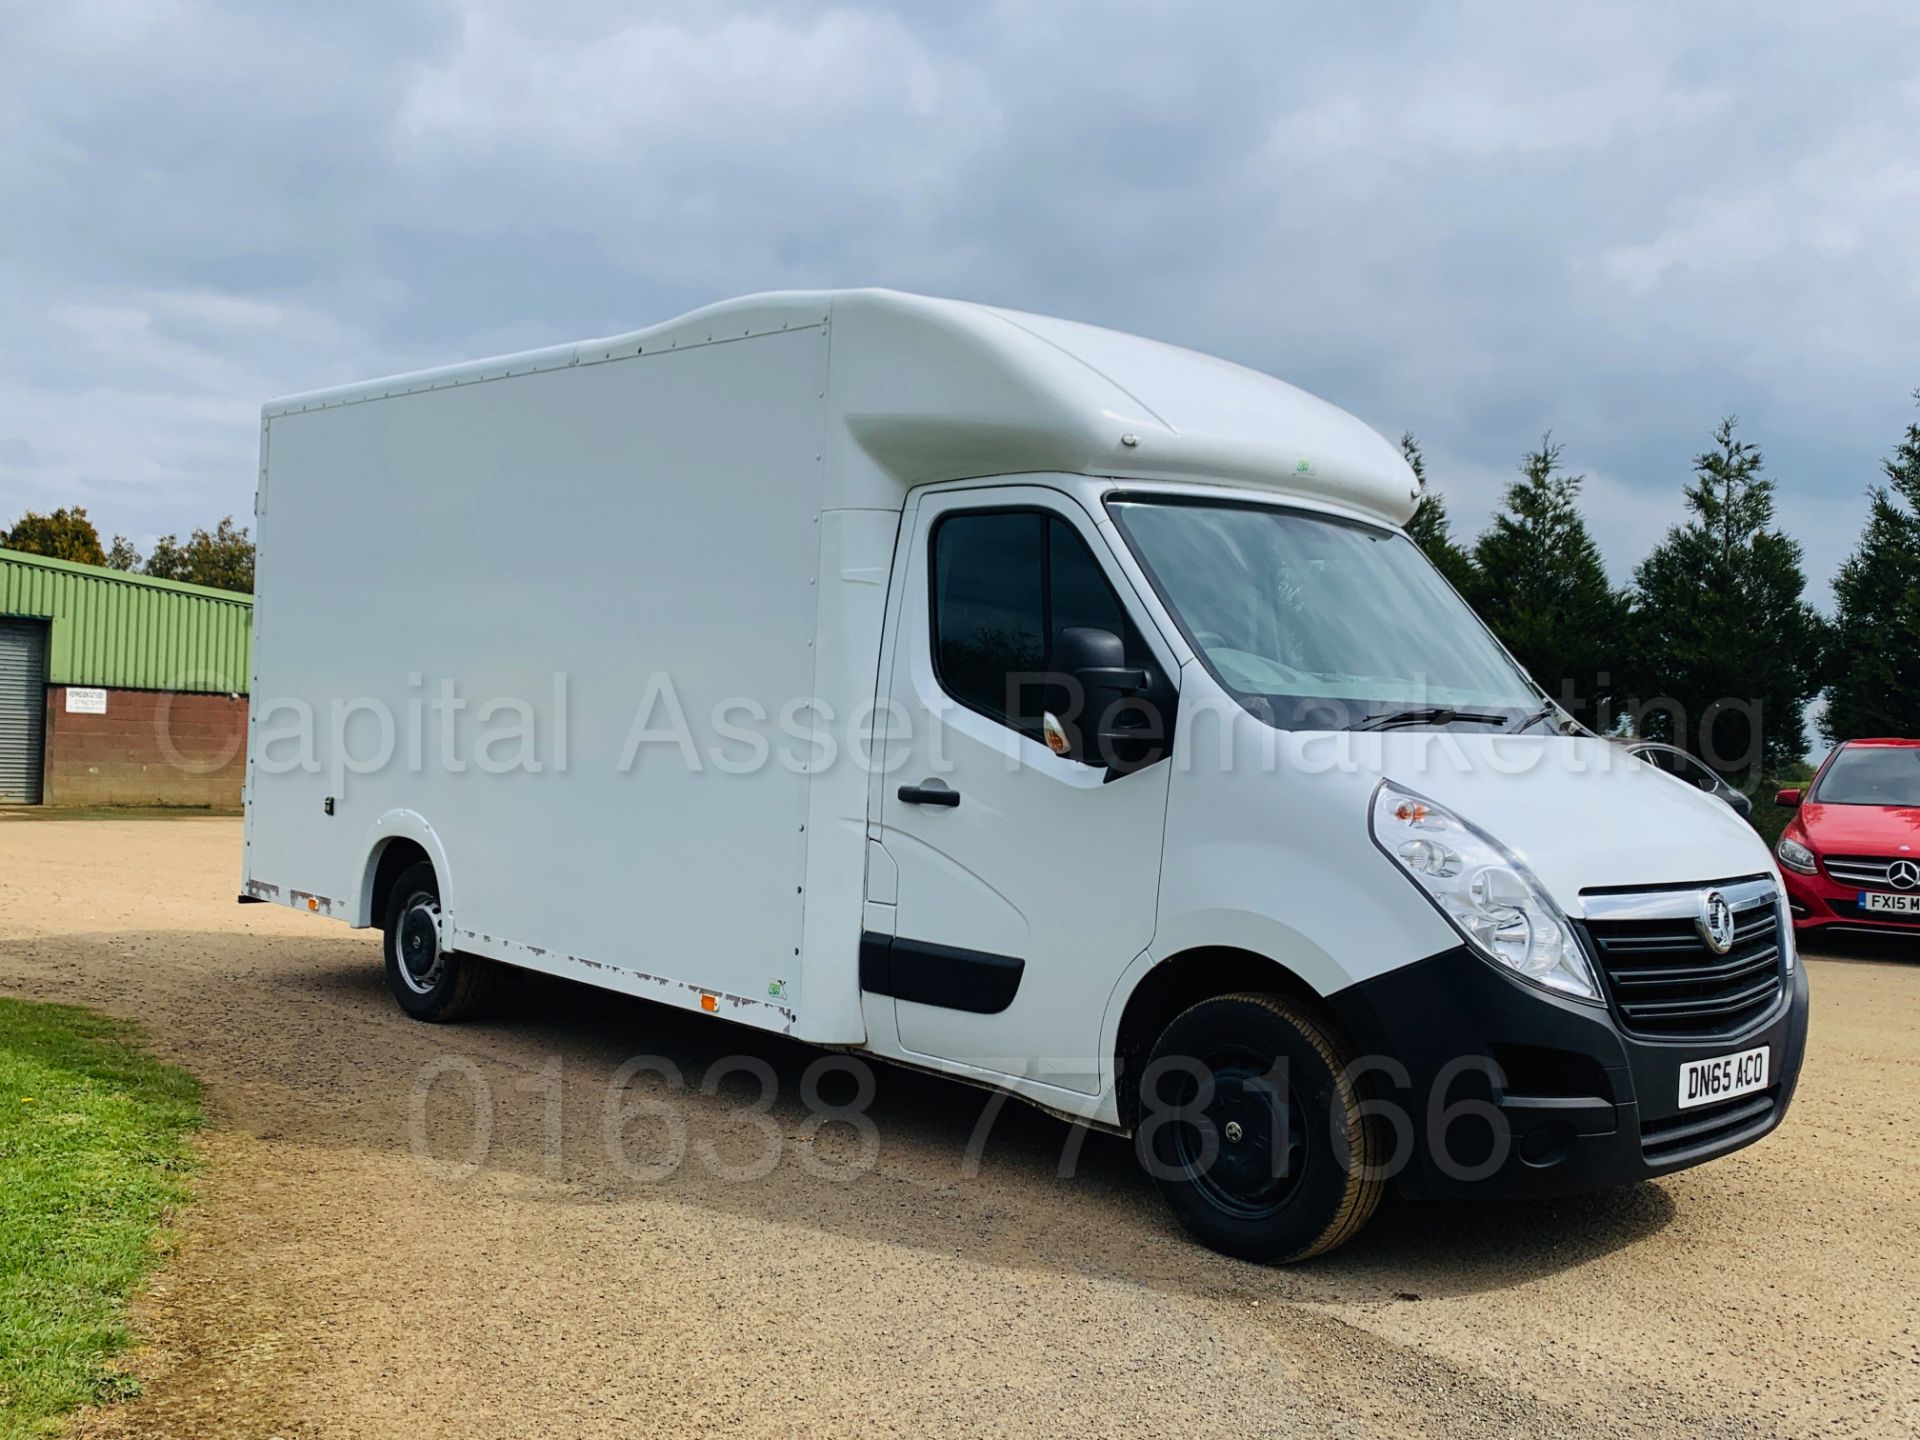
top-left (1370, 781), bottom-right (1601, 1002)
top-left (1776, 836), bottom-right (1817, 876)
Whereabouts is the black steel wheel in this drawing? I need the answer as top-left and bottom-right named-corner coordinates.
top-left (1140, 992), bottom-right (1382, 1262)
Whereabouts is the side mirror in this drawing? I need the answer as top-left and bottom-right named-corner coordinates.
top-left (1051, 626), bottom-right (1144, 696)
top-left (1046, 627), bottom-right (1170, 773)
top-left (1774, 788), bottom-right (1803, 808)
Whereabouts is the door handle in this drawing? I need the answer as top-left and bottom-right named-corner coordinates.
top-left (898, 783), bottom-right (961, 808)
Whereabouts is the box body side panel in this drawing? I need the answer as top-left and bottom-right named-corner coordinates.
top-left (246, 328), bottom-right (833, 1031)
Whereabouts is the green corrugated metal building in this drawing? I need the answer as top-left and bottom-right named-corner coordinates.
top-left (0, 548), bottom-right (253, 806)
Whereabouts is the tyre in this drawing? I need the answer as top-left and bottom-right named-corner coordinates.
top-left (1137, 991), bottom-right (1383, 1263)
top-left (381, 861), bottom-right (498, 1022)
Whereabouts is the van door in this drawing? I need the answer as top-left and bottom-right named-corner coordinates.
top-left (870, 488), bottom-right (1174, 1095)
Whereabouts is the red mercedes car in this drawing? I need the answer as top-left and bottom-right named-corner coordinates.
top-left (1775, 738), bottom-right (1920, 936)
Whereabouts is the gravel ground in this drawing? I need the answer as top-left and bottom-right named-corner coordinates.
top-left (1, 816), bottom-right (1915, 1438)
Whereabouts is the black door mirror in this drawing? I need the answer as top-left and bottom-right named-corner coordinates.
top-left (1051, 626), bottom-right (1143, 695)
top-left (1046, 627), bottom-right (1172, 774)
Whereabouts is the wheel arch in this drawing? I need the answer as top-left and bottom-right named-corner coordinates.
top-left (1108, 946), bottom-right (1333, 1132)
top-left (355, 811), bottom-right (454, 928)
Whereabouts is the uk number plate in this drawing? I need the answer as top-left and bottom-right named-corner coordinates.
top-left (1862, 891), bottom-right (1920, 915)
top-left (1678, 1045), bottom-right (1769, 1110)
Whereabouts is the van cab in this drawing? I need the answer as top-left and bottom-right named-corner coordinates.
top-left (243, 289), bottom-right (1808, 1261)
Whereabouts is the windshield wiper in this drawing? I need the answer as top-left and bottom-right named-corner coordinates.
top-left (1513, 702), bottom-right (1564, 734)
top-left (1344, 707), bottom-right (1510, 733)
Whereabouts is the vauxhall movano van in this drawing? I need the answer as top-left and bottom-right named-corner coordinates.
top-left (242, 289), bottom-right (1808, 1260)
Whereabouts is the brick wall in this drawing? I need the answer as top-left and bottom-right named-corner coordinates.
top-left (43, 685), bottom-right (247, 808)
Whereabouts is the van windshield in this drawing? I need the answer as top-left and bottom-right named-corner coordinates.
top-left (1107, 497), bottom-right (1541, 731)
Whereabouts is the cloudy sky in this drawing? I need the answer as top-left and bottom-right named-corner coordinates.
top-left (3, 0), bottom-right (1917, 601)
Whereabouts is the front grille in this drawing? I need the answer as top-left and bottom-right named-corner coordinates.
top-left (1824, 855), bottom-right (1920, 892)
top-left (1581, 881), bottom-right (1785, 1041)
top-left (1640, 1087), bottom-right (1778, 1166)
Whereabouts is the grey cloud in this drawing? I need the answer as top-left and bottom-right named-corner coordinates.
top-left (1, 0), bottom-right (1916, 602)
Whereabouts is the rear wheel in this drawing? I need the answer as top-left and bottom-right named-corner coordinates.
top-left (381, 861), bottom-right (498, 1022)
top-left (1138, 991), bottom-right (1382, 1262)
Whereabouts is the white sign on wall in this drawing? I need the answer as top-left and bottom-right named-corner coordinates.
top-left (65, 687), bottom-right (108, 715)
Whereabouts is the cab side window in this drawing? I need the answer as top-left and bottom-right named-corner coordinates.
top-left (932, 510), bottom-right (1140, 734)
top-left (932, 513), bottom-right (1045, 726)
top-left (1047, 517), bottom-right (1130, 652)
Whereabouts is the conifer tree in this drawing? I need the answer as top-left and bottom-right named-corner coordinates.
top-left (1400, 433), bottom-right (1476, 595)
top-left (1824, 394), bottom-right (1920, 741)
top-left (1471, 435), bottom-right (1627, 726)
top-left (1631, 419), bottom-right (1825, 774)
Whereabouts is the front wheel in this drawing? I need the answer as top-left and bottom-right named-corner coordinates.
top-left (1138, 992), bottom-right (1383, 1262)
top-left (381, 861), bottom-right (498, 1022)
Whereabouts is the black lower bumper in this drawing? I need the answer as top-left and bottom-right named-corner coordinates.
top-left (1324, 945), bottom-right (1810, 1200)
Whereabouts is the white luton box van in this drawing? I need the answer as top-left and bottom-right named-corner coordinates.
top-left (243, 289), bottom-right (1807, 1260)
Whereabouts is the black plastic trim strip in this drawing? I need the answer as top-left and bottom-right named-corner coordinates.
top-left (1608, 949), bottom-right (1780, 988)
top-left (858, 931), bottom-right (1025, 1014)
top-left (1641, 1090), bottom-right (1778, 1165)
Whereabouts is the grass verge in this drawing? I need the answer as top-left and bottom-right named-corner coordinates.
top-left (0, 999), bottom-right (201, 1439)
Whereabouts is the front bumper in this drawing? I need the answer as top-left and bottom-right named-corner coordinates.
top-left (1780, 862), bottom-right (1920, 938)
top-left (1325, 945), bottom-right (1809, 1200)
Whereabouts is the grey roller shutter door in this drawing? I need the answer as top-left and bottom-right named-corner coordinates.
top-left (0, 619), bottom-right (48, 804)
